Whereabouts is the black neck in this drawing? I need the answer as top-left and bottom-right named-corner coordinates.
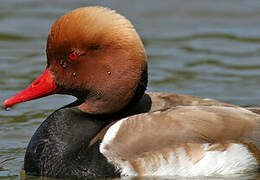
top-left (126, 64), bottom-right (148, 109)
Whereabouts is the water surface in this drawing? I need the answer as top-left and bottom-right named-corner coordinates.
top-left (1, 0), bottom-right (260, 179)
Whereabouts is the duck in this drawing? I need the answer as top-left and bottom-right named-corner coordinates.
top-left (3, 6), bottom-right (260, 179)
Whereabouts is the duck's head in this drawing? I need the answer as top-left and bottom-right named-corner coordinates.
top-left (4, 7), bottom-right (147, 114)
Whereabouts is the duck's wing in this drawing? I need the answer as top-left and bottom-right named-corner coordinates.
top-left (100, 106), bottom-right (259, 159)
top-left (97, 106), bottom-right (260, 176)
top-left (98, 106), bottom-right (260, 176)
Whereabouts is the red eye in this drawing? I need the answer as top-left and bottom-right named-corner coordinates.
top-left (67, 52), bottom-right (78, 61)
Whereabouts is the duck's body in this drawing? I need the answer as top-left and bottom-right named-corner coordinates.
top-left (4, 6), bottom-right (260, 179)
top-left (23, 92), bottom-right (260, 178)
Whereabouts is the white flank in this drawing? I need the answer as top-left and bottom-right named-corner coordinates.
top-left (101, 141), bottom-right (258, 177)
top-left (196, 143), bottom-right (258, 176)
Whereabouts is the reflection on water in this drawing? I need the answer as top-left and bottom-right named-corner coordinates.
top-left (1, 0), bottom-right (260, 179)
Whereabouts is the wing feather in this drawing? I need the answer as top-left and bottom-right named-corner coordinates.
top-left (100, 106), bottom-right (259, 160)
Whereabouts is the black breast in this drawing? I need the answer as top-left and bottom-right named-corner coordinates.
top-left (24, 106), bottom-right (119, 179)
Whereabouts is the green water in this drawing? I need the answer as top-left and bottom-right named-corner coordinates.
top-left (1, 0), bottom-right (260, 179)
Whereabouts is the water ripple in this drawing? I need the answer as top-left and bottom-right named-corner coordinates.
top-left (186, 59), bottom-right (260, 70)
top-left (0, 33), bottom-right (34, 42)
top-left (146, 33), bottom-right (260, 43)
top-left (180, 46), bottom-right (260, 57)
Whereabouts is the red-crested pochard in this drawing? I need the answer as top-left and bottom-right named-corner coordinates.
top-left (3, 6), bottom-right (260, 179)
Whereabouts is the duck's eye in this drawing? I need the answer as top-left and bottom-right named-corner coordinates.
top-left (67, 51), bottom-right (79, 61)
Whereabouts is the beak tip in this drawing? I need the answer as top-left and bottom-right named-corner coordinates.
top-left (3, 96), bottom-right (18, 110)
top-left (3, 99), bottom-right (11, 109)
